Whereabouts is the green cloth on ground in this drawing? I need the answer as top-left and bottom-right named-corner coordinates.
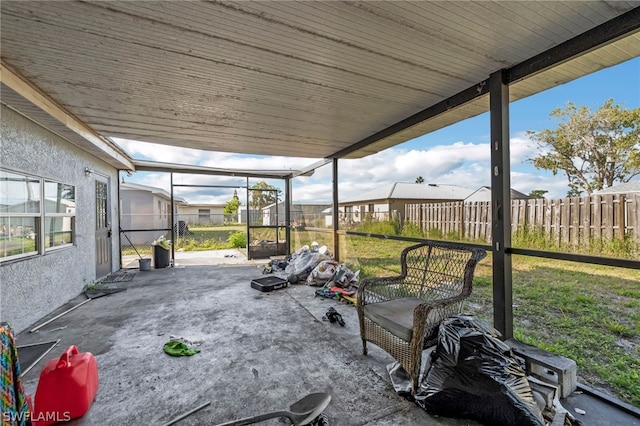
top-left (163, 340), bottom-right (200, 356)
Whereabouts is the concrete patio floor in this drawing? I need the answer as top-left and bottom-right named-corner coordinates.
top-left (15, 256), bottom-right (639, 425)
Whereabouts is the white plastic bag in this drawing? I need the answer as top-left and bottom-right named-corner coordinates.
top-left (285, 250), bottom-right (330, 277)
top-left (306, 260), bottom-right (339, 286)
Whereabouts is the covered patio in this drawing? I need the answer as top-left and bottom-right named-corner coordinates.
top-left (15, 259), bottom-right (638, 425)
top-left (2, 1), bottom-right (640, 424)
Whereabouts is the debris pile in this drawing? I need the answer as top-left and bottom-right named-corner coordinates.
top-left (388, 315), bottom-right (580, 426)
top-left (263, 243), bottom-right (358, 282)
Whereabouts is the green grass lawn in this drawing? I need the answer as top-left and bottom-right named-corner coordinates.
top-left (339, 234), bottom-right (640, 407)
top-left (175, 225), bottom-right (246, 251)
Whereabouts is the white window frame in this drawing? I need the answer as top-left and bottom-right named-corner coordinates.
top-left (1, 168), bottom-right (75, 263)
top-left (43, 179), bottom-right (76, 252)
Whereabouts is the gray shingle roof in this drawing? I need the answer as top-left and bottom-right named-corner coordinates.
top-left (595, 181), bottom-right (640, 194)
top-left (342, 183), bottom-right (473, 204)
top-left (120, 182), bottom-right (187, 203)
top-left (464, 186), bottom-right (531, 202)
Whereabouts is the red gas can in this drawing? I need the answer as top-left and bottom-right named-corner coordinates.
top-left (32, 345), bottom-right (99, 426)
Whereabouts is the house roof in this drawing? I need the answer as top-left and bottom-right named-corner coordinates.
top-left (322, 207), bottom-right (344, 214)
top-left (120, 182), bottom-right (186, 204)
top-left (595, 181), bottom-right (640, 194)
top-left (464, 186), bottom-right (531, 202)
top-left (342, 182), bottom-right (473, 204)
top-left (1, 2), bottom-right (638, 165)
top-left (261, 201), bottom-right (330, 210)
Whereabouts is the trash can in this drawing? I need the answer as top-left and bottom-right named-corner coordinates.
top-left (153, 245), bottom-right (170, 268)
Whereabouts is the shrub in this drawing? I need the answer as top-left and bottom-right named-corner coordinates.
top-left (227, 231), bottom-right (247, 248)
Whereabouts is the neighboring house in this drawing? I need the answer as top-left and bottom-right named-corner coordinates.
top-left (262, 202), bottom-right (331, 227)
top-left (177, 203), bottom-right (225, 226)
top-left (323, 207), bottom-right (344, 227)
top-left (339, 182), bottom-right (474, 223)
top-left (464, 186), bottom-right (532, 202)
top-left (238, 206), bottom-right (262, 224)
top-left (119, 182), bottom-right (187, 245)
top-left (1, 103), bottom-right (133, 333)
top-left (594, 182), bottom-right (640, 194)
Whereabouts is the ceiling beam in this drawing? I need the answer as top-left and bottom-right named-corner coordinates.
top-left (133, 159), bottom-right (294, 180)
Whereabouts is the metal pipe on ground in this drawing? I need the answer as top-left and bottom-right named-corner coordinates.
top-left (20, 339), bottom-right (61, 377)
top-left (161, 401), bottom-right (211, 426)
top-left (29, 298), bottom-right (92, 333)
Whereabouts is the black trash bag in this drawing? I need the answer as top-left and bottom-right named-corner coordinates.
top-left (414, 315), bottom-right (544, 426)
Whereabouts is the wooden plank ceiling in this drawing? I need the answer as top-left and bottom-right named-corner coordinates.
top-left (1, 1), bottom-right (639, 162)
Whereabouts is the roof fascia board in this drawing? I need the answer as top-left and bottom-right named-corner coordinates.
top-left (508, 6), bottom-right (640, 83)
top-left (331, 6), bottom-right (640, 160)
top-left (133, 159), bottom-right (292, 179)
top-left (338, 199), bottom-right (389, 206)
top-left (0, 61), bottom-right (135, 171)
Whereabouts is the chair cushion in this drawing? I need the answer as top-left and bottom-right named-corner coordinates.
top-left (363, 297), bottom-right (424, 342)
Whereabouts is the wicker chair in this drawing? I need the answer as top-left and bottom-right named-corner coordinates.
top-left (356, 241), bottom-right (487, 393)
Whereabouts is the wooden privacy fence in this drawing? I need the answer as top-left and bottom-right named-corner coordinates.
top-left (405, 193), bottom-right (640, 244)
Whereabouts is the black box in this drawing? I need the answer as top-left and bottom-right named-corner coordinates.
top-left (251, 276), bottom-right (288, 292)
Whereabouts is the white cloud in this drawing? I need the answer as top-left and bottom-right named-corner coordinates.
top-left (116, 135), bottom-right (568, 204)
top-left (114, 138), bottom-right (215, 165)
top-left (113, 138), bottom-right (318, 171)
top-left (509, 132), bottom-right (538, 165)
top-left (337, 141), bottom-right (490, 188)
top-left (510, 171), bottom-right (569, 199)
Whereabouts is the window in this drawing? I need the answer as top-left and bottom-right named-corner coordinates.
top-left (1, 169), bottom-right (75, 261)
top-left (1, 170), bottom-right (41, 260)
top-left (44, 180), bottom-right (75, 250)
top-left (344, 205), bottom-right (353, 222)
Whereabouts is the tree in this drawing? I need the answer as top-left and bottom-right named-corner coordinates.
top-left (415, 176), bottom-right (424, 184)
top-left (528, 99), bottom-right (640, 196)
top-left (528, 189), bottom-right (548, 199)
top-left (223, 190), bottom-right (241, 222)
top-left (248, 181), bottom-right (281, 210)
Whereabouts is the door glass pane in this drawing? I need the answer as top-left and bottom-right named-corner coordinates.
top-left (96, 181), bottom-right (107, 229)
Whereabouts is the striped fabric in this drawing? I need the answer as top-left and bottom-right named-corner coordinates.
top-left (1, 322), bottom-right (30, 426)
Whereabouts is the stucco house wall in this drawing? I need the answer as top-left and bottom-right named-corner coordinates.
top-left (1, 105), bottom-right (120, 333)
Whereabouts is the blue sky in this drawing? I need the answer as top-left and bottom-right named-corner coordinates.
top-left (117, 57), bottom-right (640, 205)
